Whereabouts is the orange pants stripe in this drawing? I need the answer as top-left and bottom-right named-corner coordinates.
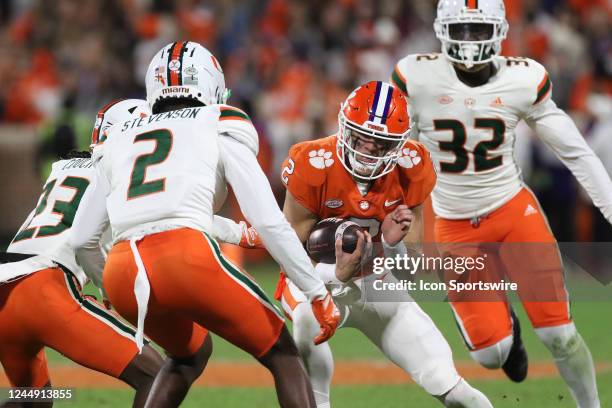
top-left (435, 188), bottom-right (571, 350)
top-left (0, 268), bottom-right (139, 387)
top-left (103, 227), bottom-right (284, 359)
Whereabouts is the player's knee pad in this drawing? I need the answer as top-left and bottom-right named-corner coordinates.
top-left (469, 335), bottom-right (513, 369)
top-left (441, 378), bottom-right (493, 408)
top-left (535, 322), bottom-right (580, 359)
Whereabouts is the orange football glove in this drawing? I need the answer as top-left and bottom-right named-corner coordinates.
top-left (239, 222), bottom-right (264, 249)
top-left (311, 292), bottom-right (341, 345)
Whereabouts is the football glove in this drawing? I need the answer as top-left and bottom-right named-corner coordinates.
top-left (239, 222), bottom-right (264, 249)
top-left (311, 291), bottom-right (341, 345)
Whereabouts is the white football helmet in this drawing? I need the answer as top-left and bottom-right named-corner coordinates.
top-left (434, 0), bottom-right (508, 68)
top-left (90, 98), bottom-right (148, 149)
top-left (145, 41), bottom-right (229, 111)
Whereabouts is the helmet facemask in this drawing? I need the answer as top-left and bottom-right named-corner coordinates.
top-left (435, 9), bottom-right (508, 68)
top-left (337, 111), bottom-right (408, 181)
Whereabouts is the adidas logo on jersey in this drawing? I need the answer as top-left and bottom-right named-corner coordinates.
top-left (308, 149), bottom-right (334, 169)
top-left (524, 204), bottom-right (538, 216)
top-left (397, 148), bottom-right (422, 169)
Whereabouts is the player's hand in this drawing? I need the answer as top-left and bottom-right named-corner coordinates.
top-left (311, 291), bottom-right (341, 345)
top-left (239, 222), bottom-right (264, 249)
top-left (381, 205), bottom-right (413, 246)
top-left (334, 230), bottom-right (371, 282)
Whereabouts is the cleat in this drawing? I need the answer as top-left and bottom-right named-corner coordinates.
top-left (502, 309), bottom-right (528, 382)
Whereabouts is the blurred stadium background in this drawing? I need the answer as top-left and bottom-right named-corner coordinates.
top-left (0, 1), bottom-right (610, 406)
top-left (0, 0), bottom-right (610, 246)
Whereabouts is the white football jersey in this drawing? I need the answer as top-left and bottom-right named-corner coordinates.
top-left (4, 158), bottom-right (96, 284)
top-left (71, 102), bottom-right (327, 314)
top-left (99, 105), bottom-right (248, 240)
top-left (392, 53), bottom-right (551, 219)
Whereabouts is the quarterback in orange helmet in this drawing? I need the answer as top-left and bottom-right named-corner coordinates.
top-left (276, 81), bottom-right (493, 407)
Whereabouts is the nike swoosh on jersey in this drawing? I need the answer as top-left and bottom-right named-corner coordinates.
top-left (384, 199), bottom-right (402, 207)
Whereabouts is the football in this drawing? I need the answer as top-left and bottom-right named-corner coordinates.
top-left (306, 218), bottom-right (364, 263)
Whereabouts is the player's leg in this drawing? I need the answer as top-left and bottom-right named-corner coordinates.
top-left (106, 228), bottom-right (316, 407)
top-left (144, 334), bottom-right (212, 408)
top-left (351, 295), bottom-right (492, 407)
top-left (189, 232), bottom-right (315, 407)
top-left (502, 188), bottom-right (599, 407)
top-left (104, 240), bottom-right (211, 408)
top-left (26, 268), bottom-right (162, 407)
top-left (0, 275), bottom-right (52, 408)
top-left (279, 278), bottom-right (334, 408)
top-left (534, 322), bottom-right (599, 408)
top-left (256, 325), bottom-right (316, 408)
top-left (0, 347), bottom-right (53, 408)
top-left (449, 294), bottom-right (528, 382)
top-left (435, 213), bottom-right (527, 382)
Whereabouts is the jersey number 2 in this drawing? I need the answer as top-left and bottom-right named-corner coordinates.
top-left (434, 118), bottom-right (505, 173)
top-left (127, 129), bottom-right (173, 199)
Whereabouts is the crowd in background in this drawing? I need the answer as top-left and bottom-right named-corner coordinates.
top-left (0, 0), bottom-right (610, 241)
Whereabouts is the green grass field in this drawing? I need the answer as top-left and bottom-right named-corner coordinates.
top-left (38, 263), bottom-right (612, 407)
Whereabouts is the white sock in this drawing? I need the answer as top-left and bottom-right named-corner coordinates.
top-left (469, 335), bottom-right (513, 369)
top-left (536, 323), bottom-right (600, 408)
top-left (292, 303), bottom-right (334, 407)
top-left (442, 378), bottom-right (493, 408)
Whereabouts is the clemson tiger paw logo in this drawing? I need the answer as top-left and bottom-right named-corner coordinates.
top-left (309, 149), bottom-right (334, 169)
top-left (397, 148), bottom-right (421, 168)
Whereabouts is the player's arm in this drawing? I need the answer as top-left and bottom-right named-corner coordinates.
top-left (68, 162), bottom-right (111, 289)
top-left (282, 191), bottom-right (318, 243)
top-left (525, 98), bottom-right (612, 224)
top-left (380, 203), bottom-right (418, 260)
top-left (218, 134), bottom-right (340, 343)
top-left (383, 140), bottom-right (434, 257)
top-left (283, 187), bottom-right (369, 283)
top-left (219, 137), bottom-right (326, 298)
top-left (403, 203), bottom-right (423, 251)
top-left (210, 215), bottom-right (263, 249)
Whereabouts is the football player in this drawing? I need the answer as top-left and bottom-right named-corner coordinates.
top-left (0, 99), bottom-right (162, 407)
top-left (92, 99), bottom-right (263, 255)
top-left (69, 41), bottom-right (340, 408)
top-left (391, 1), bottom-right (608, 406)
top-left (276, 81), bottom-right (492, 407)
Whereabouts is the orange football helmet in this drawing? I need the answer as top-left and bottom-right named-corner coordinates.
top-left (337, 81), bottom-right (410, 180)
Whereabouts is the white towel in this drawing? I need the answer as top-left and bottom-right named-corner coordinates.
top-left (129, 236), bottom-right (149, 352)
